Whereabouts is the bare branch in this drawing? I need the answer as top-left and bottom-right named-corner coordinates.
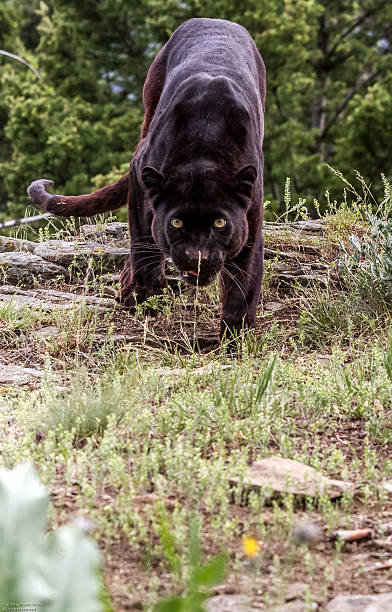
top-left (329, 13), bottom-right (370, 58)
top-left (0, 50), bottom-right (41, 79)
top-left (321, 68), bottom-right (381, 140)
top-left (0, 212), bottom-right (53, 230)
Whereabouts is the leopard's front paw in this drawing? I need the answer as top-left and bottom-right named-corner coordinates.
top-left (220, 312), bottom-right (255, 341)
top-left (116, 283), bottom-right (167, 314)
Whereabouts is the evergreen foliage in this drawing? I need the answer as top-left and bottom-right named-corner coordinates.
top-left (0, 0), bottom-right (391, 218)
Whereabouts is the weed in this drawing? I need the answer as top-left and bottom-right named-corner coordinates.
top-left (41, 369), bottom-right (140, 441)
top-left (297, 285), bottom-right (382, 349)
top-left (154, 522), bottom-right (227, 612)
top-left (0, 299), bottom-right (40, 341)
top-left (339, 213), bottom-right (392, 309)
top-left (275, 177), bottom-right (309, 223)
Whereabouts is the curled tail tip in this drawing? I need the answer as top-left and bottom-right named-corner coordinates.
top-left (27, 178), bottom-right (54, 204)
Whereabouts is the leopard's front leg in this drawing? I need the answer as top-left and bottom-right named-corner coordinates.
top-left (220, 232), bottom-right (264, 338)
top-left (115, 168), bottom-right (167, 310)
top-left (117, 242), bottom-right (167, 310)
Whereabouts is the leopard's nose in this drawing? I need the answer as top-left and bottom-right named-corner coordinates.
top-left (185, 248), bottom-right (209, 262)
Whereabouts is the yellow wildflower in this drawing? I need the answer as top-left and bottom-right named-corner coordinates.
top-left (242, 535), bottom-right (260, 558)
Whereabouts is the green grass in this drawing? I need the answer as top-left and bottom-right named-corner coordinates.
top-left (1, 331), bottom-right (392, 607)
top-left (0, 299), bottom-right (41, 338)
top-left (2, 175), bottom-right (392, 610)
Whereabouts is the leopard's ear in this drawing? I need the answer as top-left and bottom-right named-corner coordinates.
top-left (141, 166), bottom-right (163, 193)
top-left (235, 164), bottom-right (257, 198)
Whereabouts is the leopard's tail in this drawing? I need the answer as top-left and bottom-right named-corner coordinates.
top-left (27, 172), bottom-right (129, 217)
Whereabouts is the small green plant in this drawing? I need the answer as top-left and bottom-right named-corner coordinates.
top-left (0, 463), bottom-right (104, 610)
top-left (42, 370), bottom-right (136, 441)
top-left (383, 334), bottom-right (392, 383)
top-left (154, 522), bottom-right (227, 612)
top-left (134, 288), bottom-right (175, 319)
top-left (275, 177), bottom-right (309, 223)
top-left (297, 285), bottom-right (378, 348)
top-left (339, 213), bottom-right (392, 307)
top-left (0, 300), bottom-right (40, 339)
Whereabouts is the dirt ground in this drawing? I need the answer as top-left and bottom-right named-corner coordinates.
top-left (2, 219), bottom-right (392, 610)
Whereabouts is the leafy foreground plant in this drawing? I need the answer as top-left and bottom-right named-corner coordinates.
top-left (339, 213), bottom-right (392, 308)
top-left (154, 521), bottom-right (227, 612)
top-left (0, 462), bottom-right (104, 611)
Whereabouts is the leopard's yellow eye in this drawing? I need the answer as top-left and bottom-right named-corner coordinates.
top-left (213, 218), bottom-right (226, 229)
top-left (170, 218), bottom-right (184, 229)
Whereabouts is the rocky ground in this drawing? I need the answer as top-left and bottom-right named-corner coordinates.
top-left (0, 218), bottom-right (332, 385)
top-left (2, 219), bottom-right (392, 611)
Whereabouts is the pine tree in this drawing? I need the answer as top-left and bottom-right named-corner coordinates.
top-left (0, 0), bottom-right (391, 218)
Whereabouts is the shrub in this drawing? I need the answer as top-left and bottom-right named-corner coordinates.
top-left (0, 463), bottom-right (103, 611)
top-left (339, 214), bottom-right (392, 309)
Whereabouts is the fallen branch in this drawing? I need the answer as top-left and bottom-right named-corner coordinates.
top-left (364, 558), bottom-right (392, 572)
top-left (0, 212), bottom-right (53, 230)
top-left (331, 528), bottom-right (372, 542)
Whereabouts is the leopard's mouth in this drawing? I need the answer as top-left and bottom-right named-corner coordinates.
top-left (183, 270), bottom-right (199, 277)
top-left (181, 268), bottom-right (221, 287)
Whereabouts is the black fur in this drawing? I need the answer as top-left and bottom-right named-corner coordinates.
top-left (27, 18), bottom-right (266, 337)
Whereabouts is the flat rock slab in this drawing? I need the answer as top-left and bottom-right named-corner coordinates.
top-left (264, 220), bottom-right (326, 233)
top-left (33, 326), bottom-right (60, 340)
top-left (267, 261), bottom-right (330, 293)
top-left (235, 456), bottom-right (353, 500)
top-left (34, 240), bottom-right (128, 272)
top-left (205, 594), bottom-right (313, 611)
top-left (275, 272), bottom-right (328, 291)
top-left (205, 595), bottom-right (253, 611)
top-left (0, 285), bottom-right (118, 311)
top-left (0, 252), bottom-right (68, 287)
top-left (264, 301), bottom-right (286, 313)
top-left (0, 236), bottom-right (36, 253)
top-left (79, 222), bottom-right (129, 245)
top-left (327, 593), bottom-right (392, 611)
top-left (264, 248), bottom-right (303, 261)
top-left (381, 480), bottom-right (392, 495)
top-left (0, 364), bottom-right (43, 385)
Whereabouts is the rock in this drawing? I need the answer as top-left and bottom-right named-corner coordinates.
top-left (331, 528), bottom-right (372, 543)
top-left (153, 364), bottom-right (231, 377)
top-left (234, 456), bottom-right (353, 500)
top-left (205, 595), bottom-right (253, 611)
top-left (381, 480), bottom-right (392, 495)
top-left (264, 248), bottom-right (302, 260)
top-left (291, 220), bottom-right (325, 231)
top-left (266, 260), bottom-right (330, 294)
top-left (264, 301), bottom-right (284, 313)
top-left (79, 222), bottom-right (129, 244)
top-left (264, 220), bottom-right (325, 233)
top-left (276, 273), bottom-right (328, 290)
top-left (0, 364), bottom-right (44, 385)
top-left (0, 285), bottom-right (119, 311)
top-left (326, 593), bottom-right (392, 611)
top-left (100, 285), bottom-right (117, 298)
top-left (291, 523), bottom-right (323, 546)
top-left (0, 236), bottom-right (36, 253)
top-left (278, 601), bottom-right (315, 611)
top-left (205, 592), bottom-right (316, 612)
top-left (0, 252), bottom-right (68, 287)
top-left (93, 333), bottom-right (143, 345)
top-left (100, 272), bottom-right (121, 285)
top-left (284, 583), bottom-right (308, 602)
top-left (33, 326), bottom-right (60, 340)
top-left (34, 240), bottom-right (129, 272)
